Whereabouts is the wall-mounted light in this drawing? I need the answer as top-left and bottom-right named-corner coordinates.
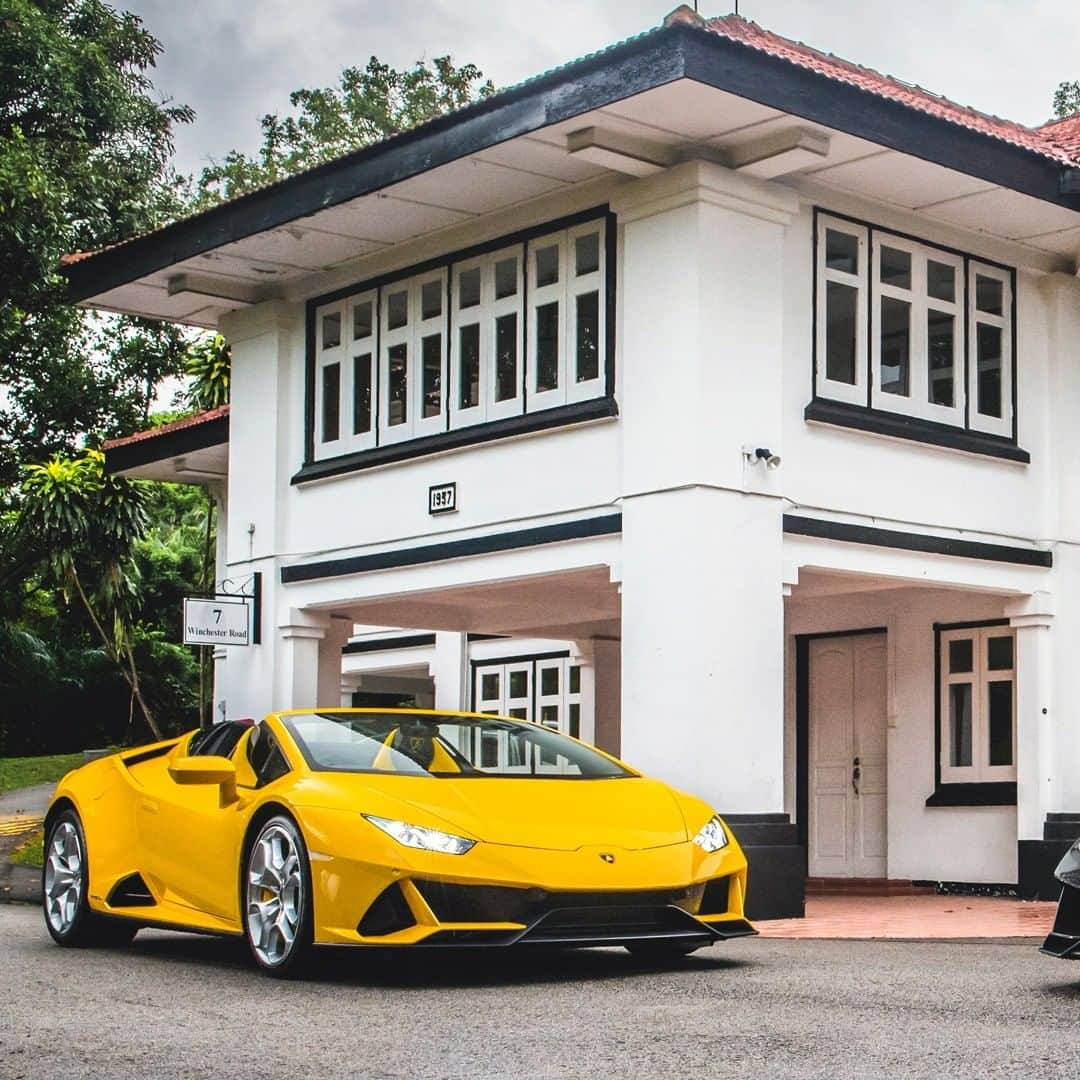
top-left (743, 445), bottom-right (782, 471)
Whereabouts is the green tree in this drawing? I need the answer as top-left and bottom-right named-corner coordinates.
top-left (195, 55), bottom-right (495, 206)
top-left (1054, 82), bottom-right (1080, 120)
top-left (0, 0), bottom-right (192, 493)
top-left (17, 450), bottom-right (162, 740)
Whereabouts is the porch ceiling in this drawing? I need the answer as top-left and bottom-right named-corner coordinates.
top-left (319, 566), bottom-right (620, 642)
top-left (65, 22), bottom-right (1080, 330)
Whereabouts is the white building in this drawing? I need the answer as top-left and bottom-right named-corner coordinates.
top-left (93, 9), bottom-right (1080, 918)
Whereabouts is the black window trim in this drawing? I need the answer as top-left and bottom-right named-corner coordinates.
top-left (927, 618), bottom-right (1017, 807)
top-left (810, 206), bottom-right (1024, 462)
top-left (299, 205), bottom-right (617, 483)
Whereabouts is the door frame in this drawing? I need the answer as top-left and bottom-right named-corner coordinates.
top-left (795, 626), bottom-right (888, 865)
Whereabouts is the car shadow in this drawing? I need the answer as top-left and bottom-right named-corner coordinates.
top-left (125, 931), bottom-right (755, 987)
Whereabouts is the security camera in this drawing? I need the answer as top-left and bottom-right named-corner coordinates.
top-left (742, 445), bottom-right (782, 471)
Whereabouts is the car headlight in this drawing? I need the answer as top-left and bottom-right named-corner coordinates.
top-left (692, 814), bottom-right (729, 853)
top-left (363, 814), bottom-right (476, 855)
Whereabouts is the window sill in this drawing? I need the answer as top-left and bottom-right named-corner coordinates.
top-left (292, 397), bottom-right (618, 484)
top-left (925, 782), bottom-right (1017, 807)
top-left (804, 399), bottom-right (1029, 464)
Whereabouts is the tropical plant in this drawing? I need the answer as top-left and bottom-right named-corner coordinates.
top-left (185, 333), bottom-right (231, 410)
top-left (18, 450), bottom-right (161, 739)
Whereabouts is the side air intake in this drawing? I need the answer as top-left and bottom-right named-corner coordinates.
top-left (106, 873), bottom-right (156, 908)
top-left (358, 883), bottom-right (416, 937)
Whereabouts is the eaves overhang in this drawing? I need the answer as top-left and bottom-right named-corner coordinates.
top-left (63, 20), bottom-right (1080, 308)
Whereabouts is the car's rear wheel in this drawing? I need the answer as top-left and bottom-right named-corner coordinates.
top-left (242, 815), bottom-right (313, 977)
top-left (42, 809), bottom-right (138, 948)
top-left (625, 940), bottom-right (706, 961)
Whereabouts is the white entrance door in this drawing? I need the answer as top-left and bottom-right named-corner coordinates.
top-left (808, 634), bottom-right (888, 878)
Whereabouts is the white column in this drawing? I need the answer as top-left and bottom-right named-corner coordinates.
top-left (317, 618), bottom-right (353, 708)
top-left (614, 161), bottom-right (793, 814)
top-left (1008, 593), bottom-right (1055, 841)
top-left (431, 632), bottom-right (468, 711)
top-left (276, 610), bottom-right (329, 710)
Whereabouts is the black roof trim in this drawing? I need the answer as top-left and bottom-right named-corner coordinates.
top-left (104, 413), bottom-right (229, 475)
top-left (281, 513), bottom-right (623, 584)
top-left (64, 22), bottom-right (1080, 306)
top-left (783, 513), bottom-right (1053, 567)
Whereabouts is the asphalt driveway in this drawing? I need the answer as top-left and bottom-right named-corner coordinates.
top-left (1, 904), bottom-right (1077, 1079)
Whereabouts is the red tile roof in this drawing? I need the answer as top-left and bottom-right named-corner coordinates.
top-left (666, 6), bottom-right (1079, 165)
top-left (103, 405), bottom-right (229, 450)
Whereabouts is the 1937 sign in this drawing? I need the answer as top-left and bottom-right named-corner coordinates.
top-left (428, 482), bottom-right (457, 515)
top-left (183, 597), bottom-right (250, 647)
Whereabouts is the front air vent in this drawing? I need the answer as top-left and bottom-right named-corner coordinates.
top-left (358, 883), bottom-right (416, 937)
top-left (699, 876), bottom-right (731, 916)
top-left (106, 872), bottom-right (156, 908)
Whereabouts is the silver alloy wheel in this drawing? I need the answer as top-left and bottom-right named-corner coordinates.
top-left (246, 822), bottom-right (303, 967)
top-left (44, 820), bottom-right (83, 936)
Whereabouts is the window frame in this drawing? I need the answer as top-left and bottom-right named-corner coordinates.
top-left (927, 619), bottom-right (1018, 806)
top-left (811, 208), bottom-right (1021, 458)
top-left (302, 206), bottom-right (616, 478)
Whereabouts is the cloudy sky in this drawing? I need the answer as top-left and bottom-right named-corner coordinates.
top-left (124, 0), bottom-right (1080, 177)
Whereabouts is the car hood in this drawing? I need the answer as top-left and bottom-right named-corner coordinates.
top-left (297, 774), bottom-right (692, 851)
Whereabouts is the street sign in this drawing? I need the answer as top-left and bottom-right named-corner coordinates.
top-left (183, 597), bottom-right (250, 647)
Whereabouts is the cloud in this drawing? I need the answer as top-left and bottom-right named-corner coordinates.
top-left (125, 0), bottom-right (1080, 178)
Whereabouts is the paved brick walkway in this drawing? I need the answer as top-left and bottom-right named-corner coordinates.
top-left (758, 893), bottom-right (1058, 939)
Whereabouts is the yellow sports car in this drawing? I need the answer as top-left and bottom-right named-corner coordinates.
top-left (42, 709), bottom-right (755, 976)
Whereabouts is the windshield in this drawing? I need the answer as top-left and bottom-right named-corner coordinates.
top-left (280, 711), bottom-right (632, 780)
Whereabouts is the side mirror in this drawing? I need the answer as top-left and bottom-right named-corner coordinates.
top-left (168, 755), bottom-right (238, 807)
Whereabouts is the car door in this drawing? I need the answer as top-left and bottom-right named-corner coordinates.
top-left (135, 723), bottom-right (258, 922)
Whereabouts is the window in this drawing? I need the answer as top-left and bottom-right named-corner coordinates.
top-left (313, 291), bottom-right (377, 458)
top-left (308, 212), bottom-right (611, 465)
top-left (939, 626), bottom-right (1016, 784)
top-left (472, 654), bottom-right (586, 772)
top-left (815, 212), bottom-right (1016, 443)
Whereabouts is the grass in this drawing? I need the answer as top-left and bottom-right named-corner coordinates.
top-left (0, 751), bottom-right (89, 796)
top-left (11, 829), bottom-right (43, 867)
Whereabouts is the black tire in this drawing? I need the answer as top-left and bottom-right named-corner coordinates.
top-left (625, 940), bottom-right (706, 962)
top-left (241, 814), bottom-right (314, 978)
top-left (42, 808), bottom-right (139, 948)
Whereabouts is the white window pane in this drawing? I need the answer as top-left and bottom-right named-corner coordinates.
top-left (927, 309), bottom-right (955, 407)
top-left (421, 334), bottom-right (441, 418)
top-left (988, 681), bottom-right (1013, 767)
top-left (387, 343), bottom-right (407, 425)
top-left (949, 683), bottom-right (973, 767)
top-left (927, 260), bottom-right (956, 303)
top-left (321, 312), bottom-right (341, 350)
top-left (495, 313), bottom-right (517, 402)
top-left (535, 244), bottom-right (559, 287)
top-left (535, 301), bottom-right (559, 392)
top-left (509, 669), bottom-right (528, 698)
top-left (458, 324), bottom-right (480, 409)
top-left (976, 323), bottom-right (1003, 418)
top-left (976, 274), bottom-right (1004, 316)
top-left (353, 301), bottom-right (373, 340)
top-left (387, 291), bottom-right (408, 330)
top-left (825, 229), bottom-right (858, 274)
top-left (575, 232), bottom-right (600, 276)
top-left (575, 292), bottom-right (600, 383)
top-left (494, 257), bottom-right (517, 299)
top-left (321, 363), bottom-right (340, 442)
top-left (880, 296), bottom-right (911, 397)
top-left (880, 245), bottom-right (911, 290)
top-left (352, 354), bottom-right (372, 435)
top-left (825, 281), bottom-right (857, 385)
top-left (421, 280), bottom-right (442, 320)
top-left (459, 267), bottom-right (481, 309)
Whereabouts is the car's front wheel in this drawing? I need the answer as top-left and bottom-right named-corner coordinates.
top-left (42, 808), bottom-right (138, 948)
top-left (242, 814), bottom-right (314, 977)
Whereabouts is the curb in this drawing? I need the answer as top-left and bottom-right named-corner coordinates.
top-left (0, 862), bottom-right (40, 905)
